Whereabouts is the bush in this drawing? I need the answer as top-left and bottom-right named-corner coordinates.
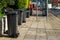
top-left (0, 0), bottom-right (8, 17)
top-left (17, 0), bottom-right (26, 9)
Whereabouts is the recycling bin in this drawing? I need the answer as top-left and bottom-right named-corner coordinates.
top-left (0, 17), bottom-right (4, 36)
top-left (26, 9), bottom-right (30, 18)
top-left (18, 9), bottom-right (23, 25)
top-left (20, 9), bottom-right (26, 23)
top-left (30, 8), bottom-right (32, 16)
top-left (5, 10), bottom-right (19, 38)
top-left (3, 16), bottom-right (8, 34)
top-left (30, 4), bottom-right (33, 16)
top-left (42, 8), bottom-right (47, 16)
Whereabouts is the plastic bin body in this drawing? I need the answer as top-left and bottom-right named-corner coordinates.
top-left (3, 16), bottom-right (8, 34)
top-left (0, 18), bottom-right (4, 36)
top-left (6, 11), bottom-right (19, 37)
top-left (18, 10), bottom-right (23, 25)
top-left (29, 0), bottom-right (33, 15)
top-left (20, 9), bottom-right (26, 23)
top-left (22, 10), bottom-right (26, 23)
top-left (26, 9), bottom-right (30, 18)
top-left (30, 8), bottom-right (32, 15)
top-left (42, 8), bottom-right (47, 16)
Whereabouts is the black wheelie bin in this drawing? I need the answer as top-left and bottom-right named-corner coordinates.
top-left (18, 9), bottom-right (23, 25)
top-left (20, 9), bottom-right (26, 23)
top-left (26, 9), bottom-right (30, 18)
top-left (4, 10), bottom-right (19, 38)
top-left (42, 8), bottom-right (47, 16)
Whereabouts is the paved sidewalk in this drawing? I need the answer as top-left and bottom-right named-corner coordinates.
top-left (0, 12), bottom-right (60, 40)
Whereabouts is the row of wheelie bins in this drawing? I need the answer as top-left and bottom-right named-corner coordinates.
top-left (0, 0), bottom-right (32, 38)
top-left (1, 8), bottom-right (30, 38)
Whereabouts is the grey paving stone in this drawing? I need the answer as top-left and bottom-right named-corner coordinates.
top-left (24, 34), bottom-right (36, 39)
top-left (46, 30), bottom-right (56, 36)
top-left (48, 36), bottom-right (58, 40)
top-left (36, 35), bottom-right (47, 40)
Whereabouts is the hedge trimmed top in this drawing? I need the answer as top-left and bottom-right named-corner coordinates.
top-left (0, 0), bottom-right (32, 17)
top-left (17, 0), bottom-right (31, 9)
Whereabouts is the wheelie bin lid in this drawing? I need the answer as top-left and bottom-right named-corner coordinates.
top-left (18, 9), bottom-right (26, 12)
top-left (5, 10), bottom-right (18, 15)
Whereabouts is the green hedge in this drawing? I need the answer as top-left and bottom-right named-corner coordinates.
top-left (18, 0), bottom-right (31, 9)
top-left (17, 0), bottom-right (26, 9)
top-left (0, 0), bottom-right (8, 17)
top-left (8, 0), bottom-right (15, 5)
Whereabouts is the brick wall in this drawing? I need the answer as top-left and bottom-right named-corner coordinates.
top-left (58, 0), bottom-right (60, 7)
top-left (51, 0), bottom-right (58, 6)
